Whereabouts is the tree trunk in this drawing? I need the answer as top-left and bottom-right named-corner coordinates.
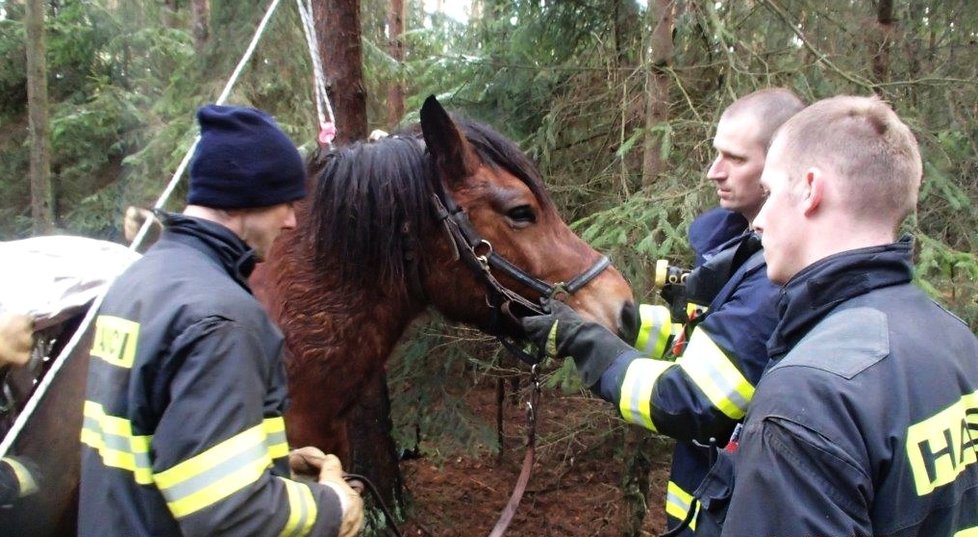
top-left (386, 0), bottom-right (405, 129)
top-left (621, 428), bottom-right (660, 537)
top-left (25, 0), bottom-right (54, 235)
top-left (314, 0), bottom-right (368, 145)
top-left (905, 0), bottom-right (925, 107)
top-left (871, 0), bottom-right (894, 96)
top-left (346, 370), bottom-right (404, 522)
top-left (640, 0), bottom-right (675, 188)
top-left (192, 0), bottom-right (210, 52)
top-left (613, 0), bottom-right (640, 68)
top-left (313, 0), bottom-right (403, 520)
top-left (161, 0), bottom-right (178, 28)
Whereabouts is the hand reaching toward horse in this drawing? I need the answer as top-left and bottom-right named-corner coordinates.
top-left (519, 300), bottom-right (637, 388)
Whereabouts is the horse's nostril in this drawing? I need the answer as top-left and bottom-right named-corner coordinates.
top-left (618, 300), bottom-right (640, 346)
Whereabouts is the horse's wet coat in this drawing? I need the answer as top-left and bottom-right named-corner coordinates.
top-left (253, 96), bottom-right (636, 460)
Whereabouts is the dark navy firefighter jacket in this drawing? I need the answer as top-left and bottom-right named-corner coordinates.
top-left (596, 208), bottom-right (781, 534)
top-left (695, 238), bottom-right (978, 536)
top-left (79, 214), bottom-right (344, 537)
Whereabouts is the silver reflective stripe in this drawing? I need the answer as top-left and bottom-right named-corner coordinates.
top-left (703, 366), bottom-right (750, 413)
top-left (158, 442), bottom-right (267, 505)
top-left (677, 328), bottom-right (754, 419)
top-left (278, 478), bottom-right (316, 537)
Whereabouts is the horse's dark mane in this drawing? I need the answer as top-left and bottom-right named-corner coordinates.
top-left (307, 115), bottom-right (552, 294)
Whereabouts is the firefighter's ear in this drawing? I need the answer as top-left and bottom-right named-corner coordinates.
top-left (801, 168), bottom-right (824, 217)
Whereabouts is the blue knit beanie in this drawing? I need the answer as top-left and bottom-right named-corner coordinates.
top-left (187, 104), bottom-right (307, 209)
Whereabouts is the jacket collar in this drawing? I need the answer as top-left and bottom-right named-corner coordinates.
top-left (767, 236), bottom-right (914, 359)
top-left (689, 207), bottom-right (749, 265)
top-left (157, 211), bottom-right (257, 291)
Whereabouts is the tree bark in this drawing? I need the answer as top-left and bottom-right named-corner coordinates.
top-left (386, 0), bottom-right (405, 129)
top-left (192, 0), bottom-right (210, 52)
top-left (613, 0), bottom-right (640, 68)
top-left (25, 0), bottom-right (54, 234)
top-left (621, 428), bottom-right (660, 537)
top-left (905, 0), bottom-right (924, 107)
top-left (641, 0), bottom-right (675, 188)
top-left (871, 0), bottom-right (894, 96)
top-left (314, 0), bottom-right (368, 145)
top-left (346, 370), bottom-right (404, 522)
top-left (313, 0), bottom-right (403, 519)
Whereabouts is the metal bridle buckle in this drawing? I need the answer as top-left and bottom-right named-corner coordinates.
top-left (474, 239), bottom-right (493, 266)
top-left (548, 283), bottom-right (569, 303)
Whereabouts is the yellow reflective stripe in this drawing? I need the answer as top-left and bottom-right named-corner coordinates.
top-left (265, 417), bottom-right (289, 460)
top-left (277, 477), bottom-right (319, 537)
top-left (955, 527), bottom-right (978, 536)
top-left (546, 321), bottom-right (559, 358)
top-left (90, 315), bottom-right (140, 369)
top-left (80, 400), bottom-right (154, 484)
top-left (635, 304), bottom-right (675, 358)
top-left (665, 481), bottom-right (697, 530)
top-left (906, 388), bottom-right (978, 496)
top-left (618, 358), bottom-right (674, 431)
top-left (2, 457), bottom-right (37, 497)
top-left (154, 423), bottom-right (271, 518)
top-left (677, 327), bottom-right (754, 419)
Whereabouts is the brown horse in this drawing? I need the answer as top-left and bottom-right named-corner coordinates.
top-left (254, 96), bottom-right (637, 466)
top-left (0, 96), bottom-right (635, 536)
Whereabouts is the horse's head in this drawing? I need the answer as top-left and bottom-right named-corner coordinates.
top-left (304, 96), bottom-right (636, 343)
top-left (271, 96), bottom-right (638, 458)
top-left (416, 96), bottom-right (637, 341)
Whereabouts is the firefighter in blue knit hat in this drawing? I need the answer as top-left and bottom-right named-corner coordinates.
top-left (79, 105), bottom-right (363, 537)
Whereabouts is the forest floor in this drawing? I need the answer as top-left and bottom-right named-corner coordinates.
top-left (395, 374), bottom-right (673, 537)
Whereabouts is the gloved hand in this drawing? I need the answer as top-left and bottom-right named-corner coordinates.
top-left (519, 301), bottom-right (637, 386)
top-left (659, 282), bottom-right (690, 324)
top-left (318, 454), bottom-right (364, 537)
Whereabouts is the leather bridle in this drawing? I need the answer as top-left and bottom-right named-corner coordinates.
top-left (430, 186), bottom-right (610, 361)
top-left (357, 181), bottom-right (607, 537)
top-left (429, 183), bottom-right (610, 536)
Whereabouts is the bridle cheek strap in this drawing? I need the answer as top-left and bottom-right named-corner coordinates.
top-left (430, 190), bottom-right (611, 359)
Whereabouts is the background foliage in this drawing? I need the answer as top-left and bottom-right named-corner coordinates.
top-left (1, 0), bottom-right (976, 468)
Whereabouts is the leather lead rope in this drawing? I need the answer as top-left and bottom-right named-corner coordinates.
top-left (341, 473), bottom-right (404, 537)
top-left (427, 183), bottom-right (610, 534)
top-left (343, 361), bottom-right (542, 537)
top-left (487, 362), bottom-right (541, 537)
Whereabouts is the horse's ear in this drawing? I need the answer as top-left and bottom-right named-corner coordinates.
top-left (420, 95), bottom-right (480, 184)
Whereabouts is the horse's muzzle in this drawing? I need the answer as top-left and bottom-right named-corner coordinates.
top-left (618, 300), bottom-right (640, 347)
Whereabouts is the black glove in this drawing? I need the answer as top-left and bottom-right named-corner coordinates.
top-left (519, 301), bottom-right (637, 387)
top-left (658, 283), bottom-right (689, 324)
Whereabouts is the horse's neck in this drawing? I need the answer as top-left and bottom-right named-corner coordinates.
top-left (255, 241), bottom-right (426, 368)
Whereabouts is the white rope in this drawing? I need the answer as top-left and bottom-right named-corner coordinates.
top-left (130, 0), bottom-right (285, 251)
top-left (215, 0), bottom-right (284, 106)
top-left (0, 0), bottom-right (285, 460)
top-left (295, 0), bottom-right (336, 137)
top-left (296, 0), bottom-right (326, 129)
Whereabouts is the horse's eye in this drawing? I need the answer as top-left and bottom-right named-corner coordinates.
top-left (506, 205), bottom-right (536, 226)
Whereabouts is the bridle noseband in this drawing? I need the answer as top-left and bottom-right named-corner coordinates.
top-left (430, 185), bottom-right (610, 362)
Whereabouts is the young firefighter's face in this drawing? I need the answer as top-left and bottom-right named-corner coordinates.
top-left (753, 136), bottom-right (807, 285)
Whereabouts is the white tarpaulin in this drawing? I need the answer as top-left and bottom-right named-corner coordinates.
top-left (0, 236), bottom-right (141, 331)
